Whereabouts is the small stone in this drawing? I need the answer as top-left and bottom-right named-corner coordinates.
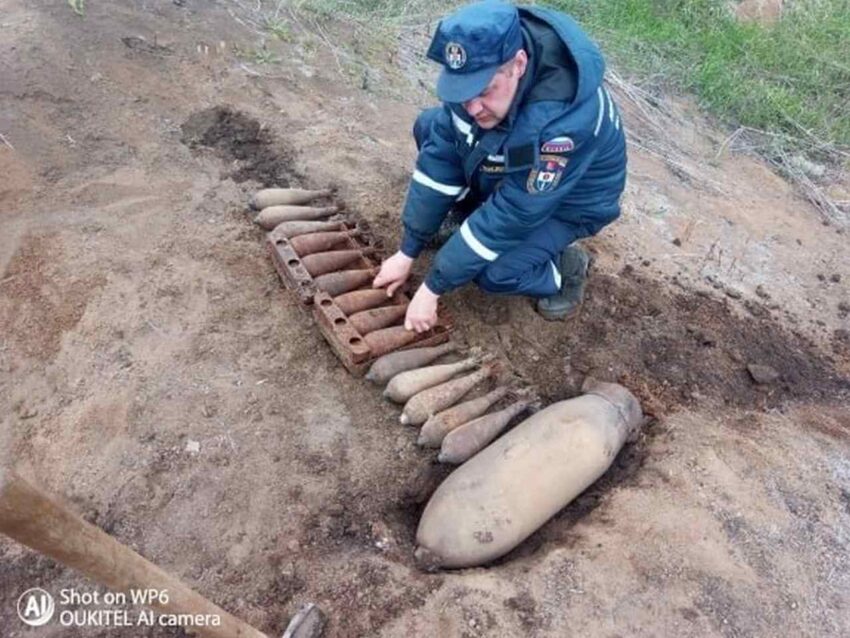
top-left (185, 439), bottom-right (201, 454)
top-left (747, 363), bottom-right (780, 385)
top-left (838, 302), bottom-right (849, 313)
top-left (725, 288), bottom-right (743, 299)
top-left (755, 285), bottom-right (770, 299)
top-left (817, 273), bottom-right (826, 282)
top-left (642, 259), bottom-right (651, 267)
top-left (672, 238), bottom-right (682, 247)
top-left (20, 407), bottom-right (39, 419)
top-left (830, 274), bottom-right (841, 283)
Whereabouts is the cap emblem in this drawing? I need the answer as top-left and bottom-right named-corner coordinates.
top-left (444, 42), bottom-right (467, 70)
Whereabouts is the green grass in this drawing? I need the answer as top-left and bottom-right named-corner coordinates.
top-left (548, 0), bottom-right (850, 153)
top-left (292, 0), bottom-right (849, 156)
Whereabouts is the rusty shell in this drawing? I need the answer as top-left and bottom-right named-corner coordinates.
top-left (348, 304), bottom-right (408, 335)
top-left (332, 289), bottom-right (389, 315)
top-left (301, 249), bottom-right (374, 277)
top-left (289, 229), bottom-right (361, 256)
top-left (363, 326), bottom-right (419, 358)
top-left (255, 205), bottom-right (339, 230)
top-left (313, 268), bottom-right (378, 297)
top-left (250, 187), bottom-right (332, 210)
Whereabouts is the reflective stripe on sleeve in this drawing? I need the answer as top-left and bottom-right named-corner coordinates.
top-left (459, 220), bottom-right (499, 262)
top-left (606, 89), bottom-right (615, 122)
top-left (412, 169), bottom-right (465, 196)
top-left (452, 111), bottom-right (475, 146)
top-left (593, 87), bottom-right (605, 137)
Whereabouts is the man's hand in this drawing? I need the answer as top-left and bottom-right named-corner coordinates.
top-left (405, 283), bottom-right (439, 333)
top-left (372, 251), bottom-right (414, 297)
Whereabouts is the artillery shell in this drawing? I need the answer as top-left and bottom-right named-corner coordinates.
top-left (332, 289), bottom-right (389, 315)
top-left (400, 365), bottom-right (496, 426)
top-left (365, 342), bottom-right (459, 385)
top-left (268, 220), bottom-right (345, 239)
top-left (349, 305), bottom-right (407, 335)
top-left (313, 268), bottom-right (378, 296)
top-left (384, 358), bottom-right (479, 404)
top-left (250, 187), bottom-right (332, 210)
top-left (289, 229), bottom-right (361, 256)
top-left (438, 400), bottom-right (532, 464)
top-left (300, 248), bottom-right (376, 277)
top-left (418, 386), bottom-right (509, 448)
top-left (364, 326), bottom-right (419, 358)
top-left (255, 205), bottom-right (338, 230)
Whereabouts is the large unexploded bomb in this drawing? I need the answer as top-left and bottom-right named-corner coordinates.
top-left (255, 205), bottom-right (339, 230)
top-left (348, 305), bottom-right (408, 335)
top-left (437, 399), bottom-right (532, 464)
top-left (313, 268), bottom-right (378, 296)
top-left (250, 187), bottom-right (333, 210)
top-left (365, 342), bottom-right (459, 385)
top-left (414, 379), bottom-right (643, 570)
top-left (300, 249), bottom-right (376, 277)
top-left (417, 386), bottom-right (509, 448)
top-left (363, 326), bottom-right (419, 358)
top-left (332, 289), bottom-right (389, 315)
top-left (400, 364), bottom-right (497, 426)
top-left (268, 220), bottom-right (345, 239)
top-left (383, 358), bottom-right (479, 404)
top-left (289, 229), bottom-right (361, 256)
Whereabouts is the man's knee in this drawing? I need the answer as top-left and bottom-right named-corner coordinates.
top-left (413, 107), bottom-right (442, 151)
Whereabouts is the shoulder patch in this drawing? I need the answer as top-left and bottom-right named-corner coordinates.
top-left (527, 154), bottom-right (569, 194)
top-left (541, 136), bottom-right (575, 154)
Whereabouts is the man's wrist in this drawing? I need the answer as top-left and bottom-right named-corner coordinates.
top-left (400, 233), bottom-right (425, 259)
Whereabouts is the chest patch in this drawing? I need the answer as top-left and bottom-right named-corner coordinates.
top-left (541, 136), bottom-right (575, 154)
top-left (527, 154), bottom-right (569, 194)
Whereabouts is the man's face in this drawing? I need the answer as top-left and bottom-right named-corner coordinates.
top-left (462, 51), bottom-right (527, 129)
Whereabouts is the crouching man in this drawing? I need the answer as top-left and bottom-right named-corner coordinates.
top-left (373, 0), bottom-right (626, 330)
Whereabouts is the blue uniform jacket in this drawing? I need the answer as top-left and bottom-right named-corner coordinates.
top-left (400, 6), bottom-right (627, 295)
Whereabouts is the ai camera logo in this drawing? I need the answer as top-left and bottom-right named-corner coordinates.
top-left (17, 588), bottom-right (55, 627)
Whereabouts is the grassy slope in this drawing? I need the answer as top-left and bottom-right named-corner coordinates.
top-left (298, 0), bottom-right (849, 156)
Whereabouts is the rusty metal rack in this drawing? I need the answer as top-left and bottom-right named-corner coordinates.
top-left (265, 214), bottom-right (454, 375)
top-left (312, 292), bottom-right (453, 376)
top-left (265, 220), bottom-right (377, 305)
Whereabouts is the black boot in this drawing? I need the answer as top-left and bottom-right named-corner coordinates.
top-left (536, 245), bottom-right (590, 321)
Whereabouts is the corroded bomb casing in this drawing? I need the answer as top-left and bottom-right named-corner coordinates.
top-left (418, 386), bottom-right (509, 448)
top-left (289, 229), bottom-right (361, 256)
top-left (301, 249), bottom-right (374, 277)
top-left (333, 289), bottom-right (389, 315)
top-left (365, 342), bottom-right (459, 385)
top-left (269, 220), bottom-right (345, 239)
top-left (313, 268), bottom-right (377, 296)
top-left (384, 358), bottom-right (479, 404)
top-left (438, 400), bottom-right (532, 465)
top-left (349, 305), bottom-right (407, 335)
top-left (364, 326), bottom-right (418, 358)
top-left (255, 205), bottom-right (338, 230)
top-left (250, 187), bottom-right (332, 210)
top-left (415, 379), bottom-right (643, 570)
top-left (400, 365), bottom-right (495, 426)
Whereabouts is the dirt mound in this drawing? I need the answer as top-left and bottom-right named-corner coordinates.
top-left (451, 262), bottom-right (849, 418)
top-left (180, 106), bottom-right (299, 187)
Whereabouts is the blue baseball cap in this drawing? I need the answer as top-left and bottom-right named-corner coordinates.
top-left (426, 1), bottom-right (523, 103)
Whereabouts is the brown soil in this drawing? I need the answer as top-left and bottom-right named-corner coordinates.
top-left (1, 2), bottom-right (848, 637)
